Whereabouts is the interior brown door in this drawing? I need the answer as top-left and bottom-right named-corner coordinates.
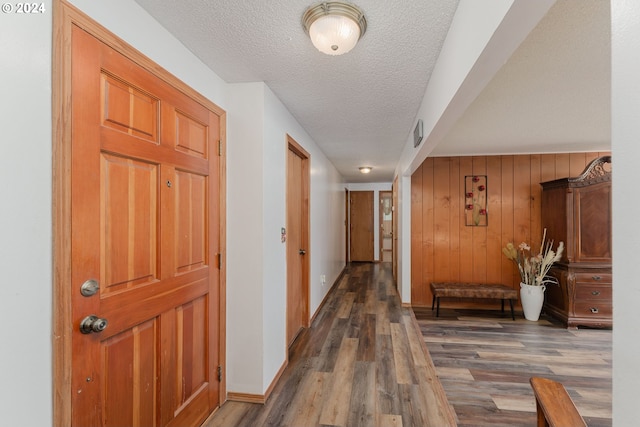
top-left (286, 137), bottom-right (310, 347)
top-left (69, 25), bottom-right (221, 426)
top-left (350, 191), bottom-right (374, 262)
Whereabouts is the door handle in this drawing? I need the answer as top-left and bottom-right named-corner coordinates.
top-left (299, 249), bottom-right (306, 255)
top-left (80, 315), bottom-right (108, 334)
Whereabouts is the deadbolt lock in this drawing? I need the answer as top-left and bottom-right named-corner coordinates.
top-left (80, 315), bottom-right (108, 334)
top-left (80, 279), bottom-right (100, 297)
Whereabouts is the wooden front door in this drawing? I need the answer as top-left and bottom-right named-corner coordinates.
top-left (286, 136), bottom-right (310, 347)
top-left (350, 191), bottom-right (374, 262)
top-left (66, 21), bottom-right (223, 427)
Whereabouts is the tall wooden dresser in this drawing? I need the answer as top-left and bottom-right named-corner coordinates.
top-left (541, 156), bottom-right (612, 328)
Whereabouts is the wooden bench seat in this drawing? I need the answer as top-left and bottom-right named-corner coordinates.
top-left (430, 282), bottom-right (518, 320)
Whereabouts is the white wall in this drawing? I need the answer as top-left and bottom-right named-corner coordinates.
top-left (68, 0), bottom-right (228, 104)
top-left (73, 0), bottom-right (346, 397)
top-left (226, 82), bottom-right (266, 393)
top-left (65, 0), bottom-right (347, 398)
top-left (0, 2), bottom-right (53, 425)
top-left (260, 85), bottom-right (288, 391)
top-left (611, 1), bottom-right (640, 424)
top-left (233, 83), bottom-right (345, 390)
top-left (265, 86), bottom-right (346, 318)
top-left (0, 2), bottom-right (346, 421)
top-left (397, 175), bottom-right (412, 302)
top-left (391, 0), bottom-right (639, 423)
top-left (3, 0), bottom-right (637, 424)
top-left (394, 0), bottom-right (556, 305)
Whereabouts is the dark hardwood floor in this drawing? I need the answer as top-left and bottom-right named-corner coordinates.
top-left (203, 263), bottom-right (611, 427)
top-left (413, 306), bottom-right (612, 427)
top-left (203, 262), bottom-right (456, 427)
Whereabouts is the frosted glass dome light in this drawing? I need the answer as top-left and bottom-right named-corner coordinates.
top-left (302, 2), bottom-right (367, 56)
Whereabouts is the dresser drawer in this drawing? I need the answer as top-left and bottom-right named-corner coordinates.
top-left (574, 301), bottom-right (612, 317)
top-left (574, 273), bottom-right (612, 285)
top-left (575, 284), bottom-right (612, 301)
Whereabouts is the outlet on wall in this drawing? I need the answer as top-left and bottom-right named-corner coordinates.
top-left (320, 274), bottom-right (326, 286)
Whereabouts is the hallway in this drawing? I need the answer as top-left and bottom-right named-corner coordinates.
top-left (203, 262), bottom-right (456, 427)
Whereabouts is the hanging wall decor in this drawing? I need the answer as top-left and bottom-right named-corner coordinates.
top-left (465, 175), bottom-right (487, 226)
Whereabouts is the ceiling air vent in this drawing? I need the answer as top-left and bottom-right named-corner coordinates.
top-left (414, 119), bottom-right (423, 147)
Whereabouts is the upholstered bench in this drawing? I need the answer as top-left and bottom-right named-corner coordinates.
top-left (430, 282), bottom-right (518, 320)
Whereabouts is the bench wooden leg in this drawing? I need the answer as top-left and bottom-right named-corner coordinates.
top-left (431, 295), bottom-right (435, 311)
top-left (436, 297), bottom-right (440, 317)
top-left (501, 299), bottom-right (505, 313)
top-left (509, 299), bottom-right (515, 320)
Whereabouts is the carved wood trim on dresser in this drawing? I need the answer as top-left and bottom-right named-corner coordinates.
top-left (541, 156), bottom-right (612, 328)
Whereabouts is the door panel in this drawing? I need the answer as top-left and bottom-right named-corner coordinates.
top-left (175, 170), bottom-right (207, 273)
top-left (102, 320), bottom-right (157, 427)
top-left (70, 25), bottom-right (220, 427)
top-left (350, 191), bottom-right (374, 261)
top-left (102, 73), bottom-right (159, 141)
top-left (101, 153), bottom-right (158, 292)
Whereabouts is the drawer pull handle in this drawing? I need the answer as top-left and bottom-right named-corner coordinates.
top-left (590, 307), bottom-right (599, 314)
top-left (591, 291), bottom-right (601, 296)
top-left (592, 275), bottom-right (602, 281)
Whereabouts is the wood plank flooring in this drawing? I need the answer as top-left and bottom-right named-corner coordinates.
top-left (413, 306), bottom-right (612, 427)
top-left (202, 263), bottom-right (456, 427)
top-left (203, 263), bottom-right (611, 427)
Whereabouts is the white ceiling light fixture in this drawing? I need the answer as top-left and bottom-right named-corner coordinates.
top-left (302, 1), bottom-right (367, 56)
top-left (359, 166), bottom-right (372, 174)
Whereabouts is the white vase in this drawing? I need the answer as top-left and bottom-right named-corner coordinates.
top-left (520, 283), bottom-right (546, 321)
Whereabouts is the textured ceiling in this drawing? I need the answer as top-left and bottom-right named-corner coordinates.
top-left (133, 0), bottom-right (610, 182)
top-left (433, 0), bottom-right (610, 157)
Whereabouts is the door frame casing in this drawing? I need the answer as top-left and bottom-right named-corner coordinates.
top-left (285, 134), bottom-right (310, 349)
top-left (392, 177), bottom-right (398, 283)
top-left (379, 191), bottom-right (393, 262)
top-left (345, 188), bottom-right (349, 264)
top-left (52, 2), bottom-right (227, 424)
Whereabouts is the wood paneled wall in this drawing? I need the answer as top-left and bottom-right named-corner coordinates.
top-left (411, 152), bottom-right (611, 307)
